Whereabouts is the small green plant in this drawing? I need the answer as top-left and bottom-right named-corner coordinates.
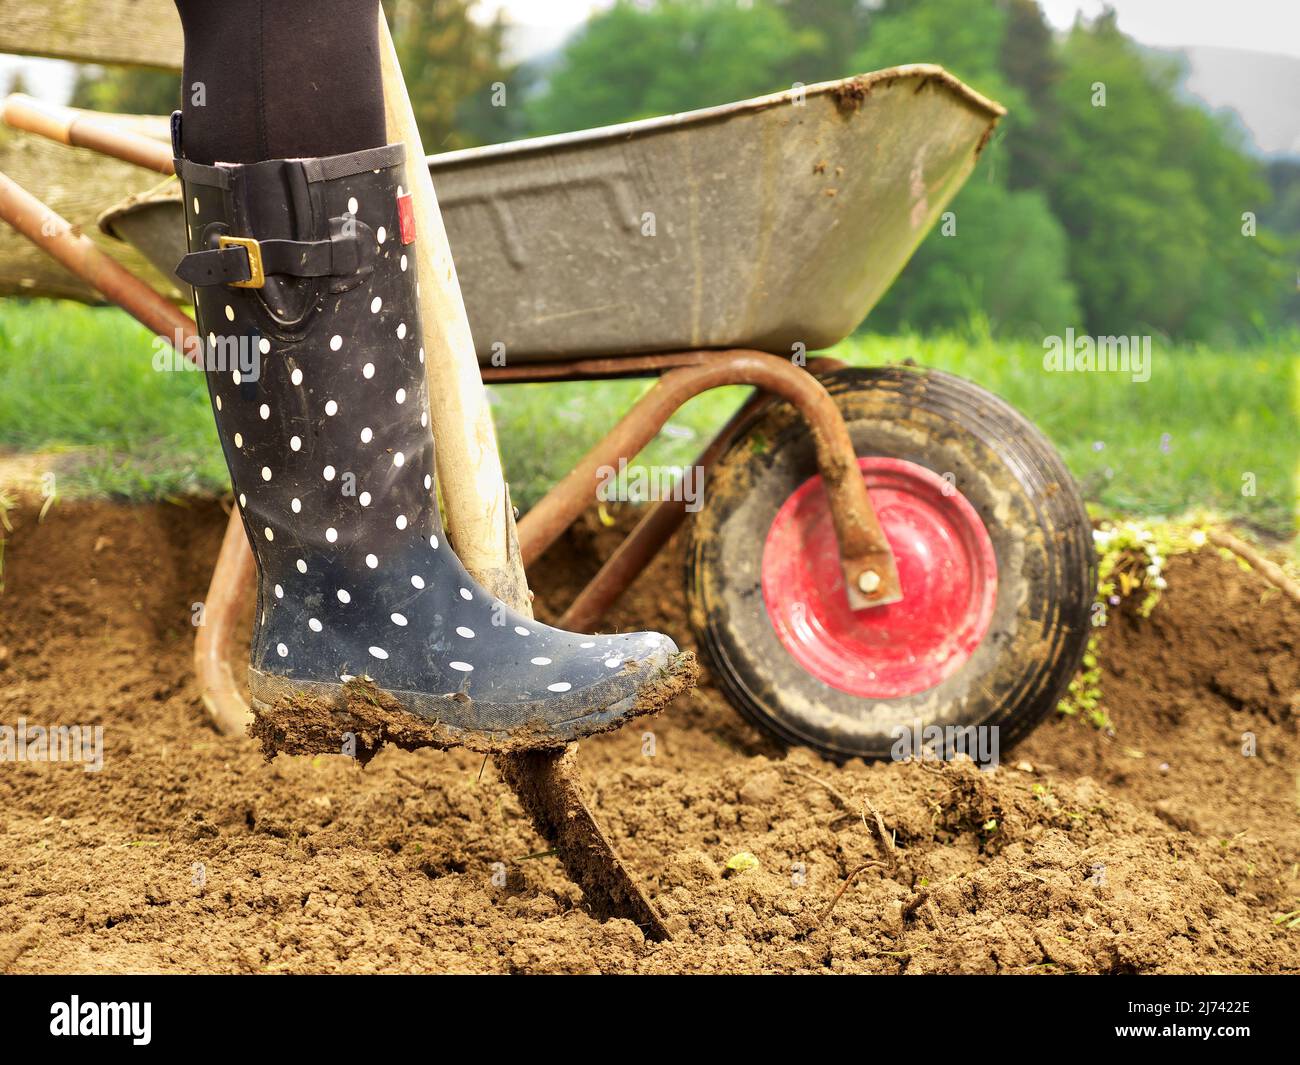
top-left (1058, 638), bottom-right (1105, 724)
top-left (1057, 519), bottom-right (1208, 726)
top-left (724, 851), bottom-right (760, 878)
top-left (1093, 520), bottom-right (1207, 620)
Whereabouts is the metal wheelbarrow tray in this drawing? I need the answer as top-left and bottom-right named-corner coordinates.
top-left (100, 66), bottom-right (1003, 362)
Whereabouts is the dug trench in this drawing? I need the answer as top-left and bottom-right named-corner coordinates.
top-left (0, 498), bottom-right (1295, 974)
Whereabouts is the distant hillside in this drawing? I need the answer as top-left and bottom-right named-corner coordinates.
top-left (1173, 46), bottom-right (1300, 159)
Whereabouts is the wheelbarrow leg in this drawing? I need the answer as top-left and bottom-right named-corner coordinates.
top-left (195, 509), bottom-right (256, 736)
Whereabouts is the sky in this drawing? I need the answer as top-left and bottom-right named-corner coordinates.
top-left (1036, 0), bottom-right (1300, 59)
top-left (475, 0), bottom-right (613, 30)
top-left (479, 0), bottom-right (1300, 60)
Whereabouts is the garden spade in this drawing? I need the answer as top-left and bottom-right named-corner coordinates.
top-left (376, 11), bottom-right (670, 940)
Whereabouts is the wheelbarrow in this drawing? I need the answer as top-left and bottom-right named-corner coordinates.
top-left (7, 64), bottom-right (1095, 764)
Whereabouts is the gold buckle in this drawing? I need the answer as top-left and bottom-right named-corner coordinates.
top-left (218, 235), bottom-right (265, 289)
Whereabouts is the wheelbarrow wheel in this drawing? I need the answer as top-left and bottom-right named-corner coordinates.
top-left (686, 365), bottom-right (1095, 761)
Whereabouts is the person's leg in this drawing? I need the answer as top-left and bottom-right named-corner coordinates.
top-left (174, 0), bottom-right (386, 164)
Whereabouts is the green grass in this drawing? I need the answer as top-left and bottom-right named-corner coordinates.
top-left (839, 332), bottom-right (1299, 536)
top-left (0, 301), bottom-right (226, 497)
top-left (0, 300), bottom-right (1295, 534)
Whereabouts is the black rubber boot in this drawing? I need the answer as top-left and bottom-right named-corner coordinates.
top-left (173, 130), bottom-right (695, 752)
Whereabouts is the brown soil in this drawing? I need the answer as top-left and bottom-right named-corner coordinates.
top-left (0, 499), bottom-right (1296, 974)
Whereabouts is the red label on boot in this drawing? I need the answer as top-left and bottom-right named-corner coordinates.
top-left (397, 193), bottom-right (416, 244)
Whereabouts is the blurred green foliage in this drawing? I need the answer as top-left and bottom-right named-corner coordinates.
top-left (1048, 14), bottom-right (1289, 340)
top-left (381, 0), bottom-right (514, 151)
top-left (2, 303), bottom-right (1293, 534)
top-left (69, 65), bottom-right (178, 116)
top-left (525, 0), bottom-right (821, 131)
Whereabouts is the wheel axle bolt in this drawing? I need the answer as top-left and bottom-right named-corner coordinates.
top-left (857, 569), bottom-right (881, 594)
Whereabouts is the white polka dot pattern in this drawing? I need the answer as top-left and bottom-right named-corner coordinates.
top-left (183, 144), bottom-right (678, 738)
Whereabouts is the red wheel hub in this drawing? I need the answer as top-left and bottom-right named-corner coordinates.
top-left (761, 457), bottom-right (997, 699)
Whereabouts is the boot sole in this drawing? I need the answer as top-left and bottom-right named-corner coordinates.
top-left (245, 650), bottom-right (698, 761)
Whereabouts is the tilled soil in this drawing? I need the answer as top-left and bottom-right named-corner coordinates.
top-left (0, 499), bottom-right (1295, 974)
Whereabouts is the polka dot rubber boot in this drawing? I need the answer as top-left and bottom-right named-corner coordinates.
top-left (174, 140), bottom-right (696, 752)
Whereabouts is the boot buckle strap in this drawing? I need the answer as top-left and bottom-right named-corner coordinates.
top-left (217, 235), bottom-right (265, 289)
top-left (176, 225), bottom-right (365, 288)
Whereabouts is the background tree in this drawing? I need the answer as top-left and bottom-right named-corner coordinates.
top-left (381, 0), bottom-right (512, 151)
top-left (525, 0), bottom-right (822, 134)
top-left (849, 0), bottom-right (1080, 333)
top-left (69, 65), bottom-right (178, 116)
top-left (998, 0), bottom-right (1062, 192)
top-left (1263, 162), bottom-right (1300, 238)
top-left (772, 0), bottom-right (874, 85)
top-left (1046, 12), bottom-right (1287, 339)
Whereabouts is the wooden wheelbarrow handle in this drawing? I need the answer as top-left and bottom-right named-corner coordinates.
top-left (2, 94), bottom-right (175, 175)
top-left (0, 168), bottom-right (185, 338)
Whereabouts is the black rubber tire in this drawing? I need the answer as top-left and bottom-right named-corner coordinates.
top-left (686, 365), bottom-right (1095, 761)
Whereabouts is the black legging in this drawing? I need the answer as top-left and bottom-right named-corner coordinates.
top-left (174, 0), bottom-right (387, 165)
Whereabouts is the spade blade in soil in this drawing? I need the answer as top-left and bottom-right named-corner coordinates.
top-left (497, 745), bottom-right (670, 941)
